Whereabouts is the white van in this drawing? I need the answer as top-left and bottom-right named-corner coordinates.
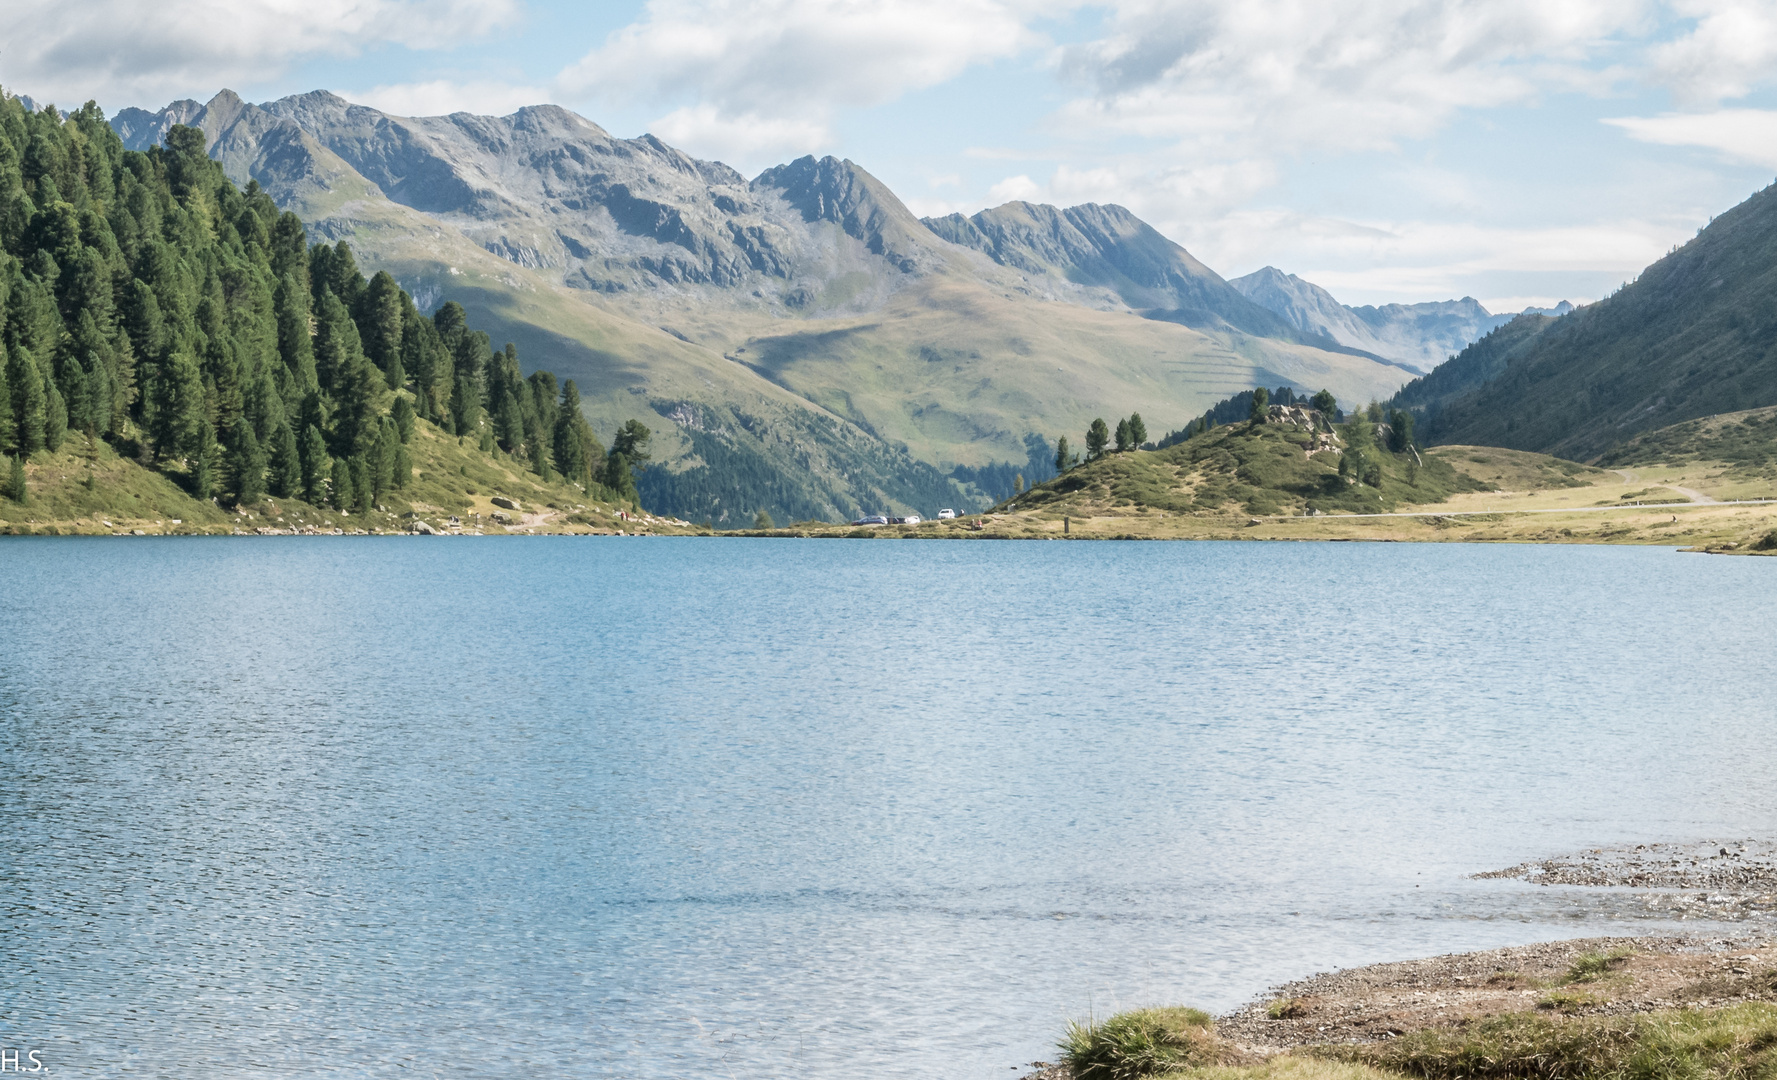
top-left (937, 509), bottom-right (956, 520)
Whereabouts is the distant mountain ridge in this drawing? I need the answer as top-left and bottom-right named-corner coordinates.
top-left (105, 89), bottom-right (1420, 522)
top-left (1229, 266), bottom-right (1573, 373)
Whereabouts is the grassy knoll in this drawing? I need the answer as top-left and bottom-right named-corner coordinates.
top-left (0, 417), bottom-right (700, 537)
top-left (1047, 940), bottom-right (1777, 1080)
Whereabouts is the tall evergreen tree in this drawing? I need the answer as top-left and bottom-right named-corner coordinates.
top-left (390, 395), bottom-right (414, 443)
top-left (300, 423), bottom-right (329, 504)
top-left (7, 344), bottom-right (45, 455)
top-left (350, 455), bottom-right (373, 514)
top-left (191, 419), bottom-right (218, 499)
top-left (4, 454), bottom-right (25, 504)
top-left (1128, 413), bottom-right (1147, 447)
top-left (329, 454), bottom-right (353, 511)
top-left (269, 421), bottom-right (300, 499)
top-left (1054, 435), bottom-right (1070, 473)
top-left (1114, 417), bottom-right (1132, 452)
top-left (230, 425), bottom-right (265, 505)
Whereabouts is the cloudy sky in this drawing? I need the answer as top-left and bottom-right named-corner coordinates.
top-left (9, 0), bottom-right (1777, 310)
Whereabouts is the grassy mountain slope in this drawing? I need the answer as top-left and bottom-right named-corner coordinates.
top-left (1, 412), bottom-right (693, 535)
top-left (1597, 404), bottom-right (1777, 474)
top-left (1402, 180), bottom-right (1777, 459)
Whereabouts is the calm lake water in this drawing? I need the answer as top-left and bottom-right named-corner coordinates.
top-left (3, 538), bottom-right (1775, 1078)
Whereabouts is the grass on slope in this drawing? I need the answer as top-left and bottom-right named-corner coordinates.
top-left (0, 417), bottom-right (687, 536)
top-left (1007, 420), bottom-right (1485, 520)
top-left (1063, 1001), bottom-right (1777, 1080)
top-left (1597, 405), bottom-right (1777, 476)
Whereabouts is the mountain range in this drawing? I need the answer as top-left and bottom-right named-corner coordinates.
top-left (106, 90), bottom-right (1497, 521)
top-left (1228, 267), bottom-right (1573, 373)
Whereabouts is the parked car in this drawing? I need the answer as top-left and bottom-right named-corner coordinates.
top-left (851, 515), bottom-right (889, 526)
top-left (937, 508), bottom-right (956, 520)
top-left (902, 515), bottom-right (922, 525)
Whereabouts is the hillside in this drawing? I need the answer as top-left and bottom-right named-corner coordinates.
top-left (0, 96), bottom-right (668, 535)
top-left (1012, 406), bottom-right (1486, 519)
top-left (1597, 404), bottom-right (1777, 475)
top-left (0, 412), bottom-right (694, 535)
top-left (103, 90), bottom-right (1417, 521)
top-left (1396, 179), bottom-right (1777, 460)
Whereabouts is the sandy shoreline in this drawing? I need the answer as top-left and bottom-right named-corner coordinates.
top-left (1021, 840), bottom-right (1777, 1079)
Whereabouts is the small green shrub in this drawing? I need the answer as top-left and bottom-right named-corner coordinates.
top-left (1269, 998), bottom-right (1311, 1020)
top-left (1060, 1006), bottom-right (1217, 1080)
top-left (1563, 949), bottom-right (1632, 984)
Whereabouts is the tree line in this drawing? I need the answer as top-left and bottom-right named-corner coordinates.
top-left (0, 95), bottom-right (648, 509)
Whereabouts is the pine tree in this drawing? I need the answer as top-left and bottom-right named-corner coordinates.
top-left (300, 423), bottom-right (330, 504)
top-left (1128, 413), bottom-right (1147, 447)
top-left (329, 454), bottom-right (353, 511)
top-left (273, 274), bottom-right (317, 396)
top-left (391, 440), bottom-right (412, 490)
top-left (269, 421), bottom-right (300, 499)
top-left (231, 425), bottom-right (265, 505)
top-left (152, 348), bottom-right (204, 461)
top-left (192, 419), bottom-right (218, 499)
top-left (1054, 435), bottom-right (1070, 473)
top-left (609, 419), bottom-right (652, 468)
top-left (1114, 417), bottom-right (1132, 452)
top-left (370, 419), bottom-right (396, 500)
top-left (603, 451), bottom-right (636, 502)
top-left (350, 455), bottom-right (373, 514)
top-left (4, 454), bottom-right (24, 504)
top-left (1085, 418), bottom-right (1109, 460)
top-left (0, 341), bottom-right (12, 454)
top-left (358, 271), bottom-right (405, 389)
top-left (390, 395), bottom-right (415, 443)
top-left (1249, 387), bottom-right (1270, 424)
top-left (43, 377), bottom-right (67, 452)
top-left (8, 345), bottom-right (45, 455)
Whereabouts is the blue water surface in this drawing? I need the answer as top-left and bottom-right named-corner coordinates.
top-left (2, 537), bottom-right (1775, 1078)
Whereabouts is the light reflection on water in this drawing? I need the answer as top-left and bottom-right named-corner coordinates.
top-left (2, 537), bottom-right (1774, 1078)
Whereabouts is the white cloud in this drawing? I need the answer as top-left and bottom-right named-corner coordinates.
top-left (986, 174), bottom-right (1046, 202)
top-left (1605, 109), bottom-right (1777, 169)
top-left (1649, 0), bottom-right (1777, 103)
top-left (5, 0), bottom-right (519, 109)
top-left (345, 80), bottom-right (552, 118)
top-left (556, 0), bottom-right (1043, 166)
top-left (1054, 0), bottom-right (1651, 162)
top-left (646, 103), bottom-right (833, 170)
top-left (560, 0), bottom-right (1040, 110)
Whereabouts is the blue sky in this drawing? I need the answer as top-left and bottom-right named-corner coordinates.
top-left (12, 0), bottom-right (1777, 310)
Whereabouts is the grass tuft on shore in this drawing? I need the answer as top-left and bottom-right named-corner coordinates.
top-left (1060, 1007), bottom-right (1221, 1079)
top-left (1332, 1002), bottom-right (1777, 1080)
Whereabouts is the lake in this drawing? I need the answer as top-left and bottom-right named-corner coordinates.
top-left (3, 538), bottom-right (1774, 1078)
